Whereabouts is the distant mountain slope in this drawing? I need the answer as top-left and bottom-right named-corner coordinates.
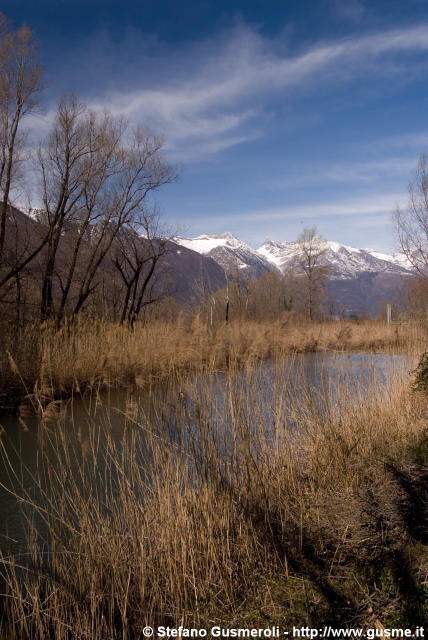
top-left (3, 208), bottom-right (228, 314)
top-left (6, 208), bottom-right (416, 317)
top-left (160, 242), bottom-right (227, 305)
top-left (174, 232), bottom-right (414, 316)
top-left (257, 239), bottom-right (412, 279)
top-left (257, 239), bottom-right (413, 316)
top-left (174, 233), bottom-right (273, 279)
top-left (325, 272), bottom-right (408, 317)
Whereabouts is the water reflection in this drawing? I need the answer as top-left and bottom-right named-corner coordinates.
top-left (0, 351), bottom-right (411, 552)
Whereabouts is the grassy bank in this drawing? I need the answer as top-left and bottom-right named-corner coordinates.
top-left (1, 316), bottom-right (425, 411)
top-left (0, 355), bottom-right (427, 637)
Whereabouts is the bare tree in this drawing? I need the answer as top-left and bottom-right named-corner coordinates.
top-left (37, 95), bottom-right (92, 322)
top-left (294, 226), bottom-right (329, 320)
top-left (113, 208), bottom-right (170, 327)
top-left (394, 154), bottom-right (428, 279)
top-left (0, 14), bottom-right (42, 264)
top-left (403, 274), bottom-right (428, 318)
top-left (36, 95), bottom-right (176, 323)
top-left (70, 126), bottom-right (176, 318)
top-left (201, 270), bottom-right (297, 325)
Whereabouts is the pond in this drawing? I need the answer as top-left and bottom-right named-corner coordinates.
top-left (0, 351), bottom-right (412, 554)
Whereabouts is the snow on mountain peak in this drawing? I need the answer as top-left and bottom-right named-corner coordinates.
top-left (171, 231), bottom-right (415, 317)
top-left (174, 233), bottom-right (272, 278)
top-left (256, 238), bottom-right (413, 278)
top-left (215, 232), bottom-right (240, 241)
top-left (174, 232), bottom-right (413, 281)
top-left (175, 232), bottom-right (243, 255)
top-left (326, 240), bottom-right (360, 254)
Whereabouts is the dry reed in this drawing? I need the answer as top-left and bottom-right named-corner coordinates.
top-left (0, 352), bottom-right (426, 638)
top-left (1, 316), bottom-right (425, 410)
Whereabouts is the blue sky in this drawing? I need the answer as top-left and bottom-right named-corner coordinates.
top-left (5, 0), bottom-right (428, 252)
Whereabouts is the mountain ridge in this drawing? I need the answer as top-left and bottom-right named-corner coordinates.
top-left (174, 233), bottom-right (273, 279)
top-left (175, 233), bottom-right (412, 278)
top-left (174, 232), bottom-right (413, 315)
top-left (257, 238), bottom-right (412, 279)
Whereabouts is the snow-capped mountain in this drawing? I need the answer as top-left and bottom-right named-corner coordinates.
top-left (176, 233), bottom-right (412, 280)
top-left (174, 232), bottom-right (414, 315)
top-left (175, 233), bottom-right (273, 279)
top-left (256, 238), bottom-right (414, 315)
top-left (257, 239), bottom-right (412, 279)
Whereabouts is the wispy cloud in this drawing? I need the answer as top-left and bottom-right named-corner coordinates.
top-left (266, 157), bottom-right (417, 190)
top-left (331, 0), bottom-right (366, 24)
top-left (21, 19), bottom-right (428, 166)
top-left (358, 131), bottom-right (428, 152)
top-left (187, 191), bottom-right (407, 250)
top-left (35, 21), bottom-right (428, 161)
top-left (201, 191), bottom-right (407, 225)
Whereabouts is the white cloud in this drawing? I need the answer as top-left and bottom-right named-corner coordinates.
top-left (358, 131), bottom-right (428, 152)
top-left (331, 0), bottom-right (366, 24)
top-left (200, 191), bottom-right (407, 224)
top-left (266, 157), bottom-right (417, 189)
top-left (168, 190), bottom-right (408, 251)
top-left (195, 192), bottom-right (406, 251)
top-left (34, 22), bottom-right (428, 160)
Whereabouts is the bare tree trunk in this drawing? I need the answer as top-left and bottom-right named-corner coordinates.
top-left (14, 270), bottom-right (22, 330)
top-left (41, 247), bottom-right (57, 322)
top-left (0, 20), bottom-right (42, 268)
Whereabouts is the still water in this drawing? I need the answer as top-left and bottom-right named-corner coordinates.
top-left (0, 351), bottom-right (411, 552)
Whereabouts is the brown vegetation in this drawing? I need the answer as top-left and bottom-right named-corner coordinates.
top-left (0, 15), bottom-right (426, 638)
top-left (0, 317), bottom-right (424, 411)
top-left (0, 15), bottom-right (178, 332)
top-left (0, 349), bottom-right (426, 638)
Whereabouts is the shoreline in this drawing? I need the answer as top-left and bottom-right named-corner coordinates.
top-left (0, 318), bottom-right (423, 415)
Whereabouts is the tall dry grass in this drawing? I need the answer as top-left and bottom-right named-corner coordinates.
top-left (0, 355), bottom-right (426, 638)
top-left (1, 316), bottom-right (425, 409)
